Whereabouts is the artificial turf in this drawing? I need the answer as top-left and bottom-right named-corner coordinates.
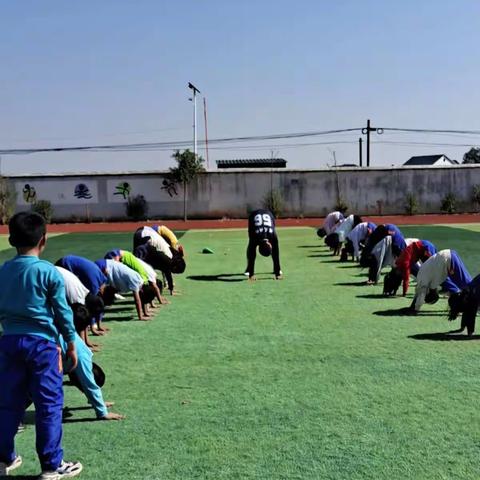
top-left (3, 224), bottom-right (480, 479)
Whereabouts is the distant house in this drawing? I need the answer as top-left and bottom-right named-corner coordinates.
top-left (216, 158), bottom-right (287, 169)
top-left (403, 154), bottom-right (457, 167)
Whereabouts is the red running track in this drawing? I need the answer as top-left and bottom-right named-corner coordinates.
top-left (0, 213), bottom-right (478, 233)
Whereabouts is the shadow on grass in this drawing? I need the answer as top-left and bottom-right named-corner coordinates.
top-left (0, 475), bottom-right (38, 479)
top-left (409, 331), bottom-right (480, 341)
top-left (337, 264), bottom-right (358, 268)
top-left (334, 281), bottom-right (368, 287)
top-left (357, 293), bottom-right (393, 299)
top-left (63, 417), bottom-right (98, 424)
top-left (373, 308), bottom-right (447, 317)
top-left (297, 245), bottom-right (324, 248)
top-left (104, 305), bottom-right (132, 314)
top-left (187, 273), bottom-right (245, 282)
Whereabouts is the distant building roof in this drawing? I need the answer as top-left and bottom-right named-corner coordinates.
top-left (216, 158), bottom-right (287, 169)
top-left (403, 154), bottom-right (455, 166)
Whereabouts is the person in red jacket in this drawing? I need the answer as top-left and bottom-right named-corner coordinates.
top-left (384, 240), bottom-right (437, 296)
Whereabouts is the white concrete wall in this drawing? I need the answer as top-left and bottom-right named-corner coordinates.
top-left (8, 165), bottom-right (480, 220)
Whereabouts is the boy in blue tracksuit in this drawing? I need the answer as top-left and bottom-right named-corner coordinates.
top-left (0, 212), bottom-right (83, 478)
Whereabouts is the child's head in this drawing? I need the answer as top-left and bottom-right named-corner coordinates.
top-left (104, 249), bottom-right (121, 261)
top-left (259, 240), bottom-right (272, 257)
top-left (448, 290), bottom-right (469, 320)
top-left (85, 293), bottom-right (105, 317)
top-left (71, 303), bottom-right (91, 333)
top-left (139, 284), bottom-right (156, 305)
top-left (69, 362), bottom-right (105, 392)
top-left (353, 215), bottom-right (363, 228)
top-left (171, 252), bottom-right (186, 274)
top-left (9, 212), bottom-right (46, 252)
top-left (317, 227), bottom-right (327, 238)
top-left (425, 288), bottom-right (440, 305)
top-left (101, 285), bottom-right (117, 307)
top-left (383, 268), bottom-right (403, 296)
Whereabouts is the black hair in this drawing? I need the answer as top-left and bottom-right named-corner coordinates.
top-left (425, 289), bottom-right (440, 305)
top-left (339, 248), bottom-right (349, 262)
top-left (317, 227), bottom-right (327, 238)
top-left (139, 284), bottom-right (156, 305)
top-left (324, 233), bottom-right (340, 250)
top-left (69, 362), bottom-right (105, 392)
top-left (171, 254), bottom-right (186, 274)
top-left (259, 240), bottom-right (272, 257)
top-left (460, 303), bottom-right (479, 336)
top-left (383, 268), bottom-right (403, 296)
top-left (101, 286), bottom-right (117, 307)
top-left (448, 290), bottom-right (470, 320)
top-left (71, 303), bottom-right (91, 333)
top-left (353, 215), bottom-right (363, 228)
top-left (9, 212), bottom-right (46, 248)
top-left (133, 229), bottom-right (150, 250)
top-left (360, 225), bottom-right (389, 267)
top-left (367, 257), bottom-right (379, 283)
top-left (85, 293), bottom-right (105, 317)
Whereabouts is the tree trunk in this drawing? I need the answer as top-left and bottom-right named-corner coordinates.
top-left (183, 181), bottom-right (187, 221)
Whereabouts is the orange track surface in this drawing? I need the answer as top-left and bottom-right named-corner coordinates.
top-left (0, 213), bottom-right (478, 233)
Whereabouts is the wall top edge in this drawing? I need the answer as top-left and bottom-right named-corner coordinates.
top-left (4, 164), bottom-right (480, 179)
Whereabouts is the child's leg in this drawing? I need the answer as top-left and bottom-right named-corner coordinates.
top-left (0, 336), bottom-right (28, 464)
top-left (26, 338), bottom-right (64, 472)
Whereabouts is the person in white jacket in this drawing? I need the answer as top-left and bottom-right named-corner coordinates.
top-left (407, 249), bottom-right (472, 313)
top-left (324, 215), bottom-right (362, 255)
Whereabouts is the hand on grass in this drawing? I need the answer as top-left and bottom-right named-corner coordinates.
top-left (105, 401), bottom-right (115, 407)
top-left (249, 275), bottom-right (256, 282)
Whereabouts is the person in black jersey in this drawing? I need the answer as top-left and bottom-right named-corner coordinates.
top-left (245, 209), bottom-right (282, 280)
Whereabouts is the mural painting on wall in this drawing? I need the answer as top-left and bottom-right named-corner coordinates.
top-left (74, 183), bottom-right (93, 200)
top-left (22, 184), bottom-right (37, 204)
top-left (114, 182), bottom-right (132, 200)
top-left (161, 178), bottom-right (178, 197)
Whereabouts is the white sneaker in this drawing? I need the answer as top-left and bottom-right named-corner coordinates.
top-left (0, 455), bottom-right (22, 475)
top-left (40, 460), bottom-right (83, 479)
top-left (114, 293), bottom-right (126, 300)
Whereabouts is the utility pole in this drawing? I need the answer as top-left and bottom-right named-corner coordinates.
top-left (358, 138), bottom-right (363, 167)
top-left (361, 119), bottom-right (383, 167)
top-left (203, 97), bottom-right (209, 169)
top-left (188, 82), bottom-right (200, 156)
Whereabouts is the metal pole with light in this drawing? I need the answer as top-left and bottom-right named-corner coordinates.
top-left (188, 82), bottom-right (201, 157)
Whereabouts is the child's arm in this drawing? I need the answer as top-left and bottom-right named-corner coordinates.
top-left (133, 290), bottom-right (146, 320)
top-left (72, 341), bottom-right (124, 420)
top-left (50, 268), bottom-right (78, 368)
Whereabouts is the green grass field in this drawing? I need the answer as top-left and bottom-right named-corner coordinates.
top-left (4, 224), bottom-right (480, 479)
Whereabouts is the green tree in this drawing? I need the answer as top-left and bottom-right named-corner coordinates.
top-left (170, 149), bottom-right (205, 221)
top-left (463, 147), bottom-right (480, 164)
top-left (0, 177), bottom-right (17, 224)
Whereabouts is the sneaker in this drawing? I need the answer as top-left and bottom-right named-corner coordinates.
top-left (243, 271), bottom-right (249, 276)
top-left (114, 293), bottom-right (126, 301)
top-left (40, 460), bottom-right (83, 479)
top-left (0, 455), bottom-right (22, 475)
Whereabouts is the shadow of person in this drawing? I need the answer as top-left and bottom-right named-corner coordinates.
top-left (334, 281), bottom-right (368, 287)
top-left (408, 331), bottom-right (480, 341)
top-left (187, 273), bottom-right (245, 283)
top-left (356, 293), bottom-right (393, 299)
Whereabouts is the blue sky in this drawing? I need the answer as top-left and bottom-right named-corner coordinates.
top-left (1, 0), bottom-right (479, 173)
